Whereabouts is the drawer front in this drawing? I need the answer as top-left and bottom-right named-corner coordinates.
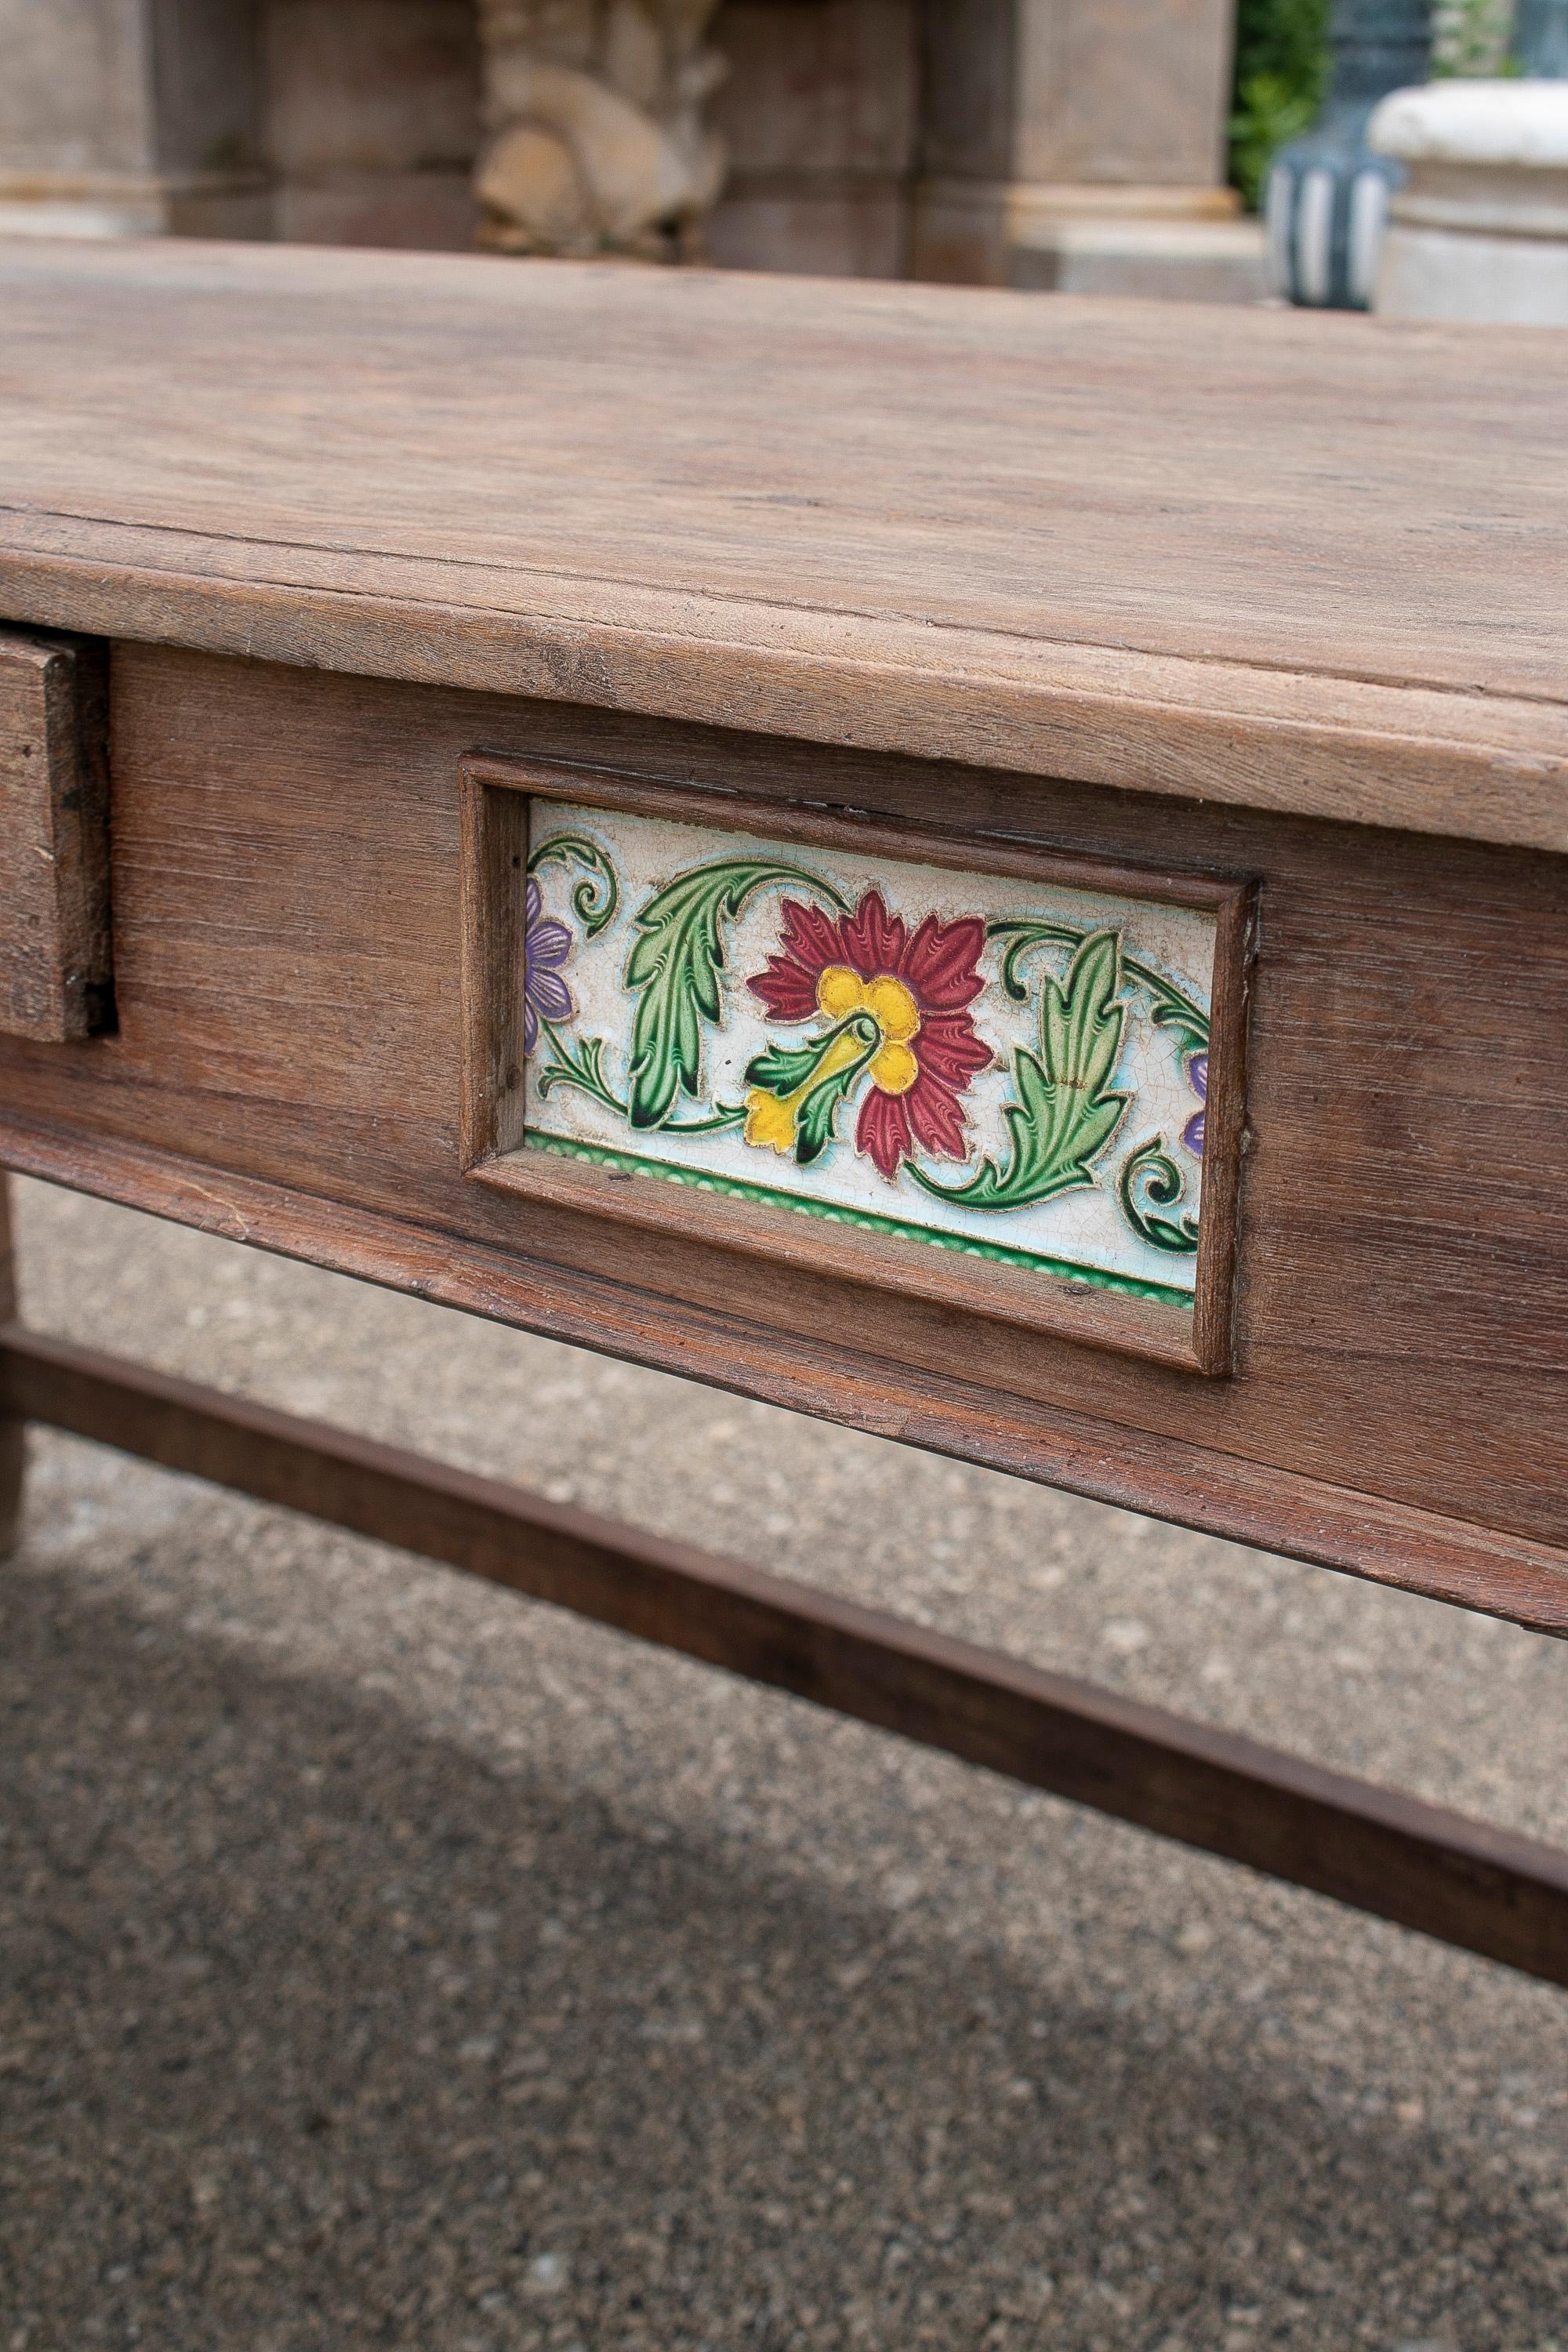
top-left (0, 627), bottom-right (111, 1043)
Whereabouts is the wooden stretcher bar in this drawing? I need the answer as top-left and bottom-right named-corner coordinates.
top-left (3, 1276), bottom-right (1566, 1990)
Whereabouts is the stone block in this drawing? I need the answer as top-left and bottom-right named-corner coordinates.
top-left (1015, 0), bottom-right (1235, 187)
top-left (0, 0), bottom-right (157, 177)
top-left (0, 176), bottom-right (270, 239)
top-left (1011, 214), bottom-right (1269, 301)
top-left (913, 178), bottom-right (1247, 290)
top-left (271, 166), bottom-right (479, 249)
top-left (706, 176), bottom-right (909, 276)
top-left (710, 0), bottom-right (917, 176)
top-left (705, 0), bottom-right (916, 276)
top-left (920, 0), bottom-right (1234, 190)
top-left (0, 0), bottom-right (266, 235)
top-left (913, 0), bottom-right (1240, 290)
top-left (263, 0), bottom-right (481, 176)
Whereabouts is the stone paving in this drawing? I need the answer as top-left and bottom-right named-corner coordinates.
top-left (2, 1178), bottom-right (1566, 2351)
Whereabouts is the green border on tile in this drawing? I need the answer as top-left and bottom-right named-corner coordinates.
top-left (524, 1133), bottom-right (1196, 1308)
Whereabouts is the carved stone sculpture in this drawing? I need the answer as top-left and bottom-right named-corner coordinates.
top-left (474, 0), bottom-right (728, 260)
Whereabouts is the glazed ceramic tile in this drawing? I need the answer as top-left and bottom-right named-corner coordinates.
top-left (522, 804), bottom-right (1217, 1303)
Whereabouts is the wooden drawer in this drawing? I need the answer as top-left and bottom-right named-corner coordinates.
top-left (1, 638), bottom-right (1563, 1628)
top-left (0, 628), bottom-right (111, 1043)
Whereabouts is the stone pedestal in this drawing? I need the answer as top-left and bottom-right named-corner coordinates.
top-left (1370, 79), bottom-right (1568, 324)
top-left (0, 0), bottom-right (270, 239)
top-left (911, 0), bottom-right (1265, 298)
top-left (924, 180), bottom-right (1267, 300)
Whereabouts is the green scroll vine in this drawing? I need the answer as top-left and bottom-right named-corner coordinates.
top-left (1120, 1138), bottom-right (1203, 1254)
top-left (528, 833), bottom-right (619, 937)
top-left (528, 844), bottom-right (851, 1135)
top-left (932, 919), bottom-right (1211, 1253)
top-left (908, 930), bottom-right (1130, 1213)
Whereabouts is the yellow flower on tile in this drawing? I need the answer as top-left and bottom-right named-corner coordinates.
top-left (743, 1023), bottom-right (875, 1156)
top-left (814, 964), bottom-right (920, 1047)
top-left (869, 1039), bottom-right (917, 1094)
top-left (742, 1088), bottom-right (797, 1153)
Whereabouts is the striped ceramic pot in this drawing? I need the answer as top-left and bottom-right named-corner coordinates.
top-left (1265, 0), bottom-right (1432, 308)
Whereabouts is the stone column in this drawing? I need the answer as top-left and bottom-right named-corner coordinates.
top-left (911, 0), bottom-right (1265, 299)
top-left (0, 0), bottom-right (270, 239)
top-left (473, 0), bottom-right (730, 258)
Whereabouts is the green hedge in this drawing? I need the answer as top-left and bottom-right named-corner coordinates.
top-left (1229, 0), bottom-right (1332, 209)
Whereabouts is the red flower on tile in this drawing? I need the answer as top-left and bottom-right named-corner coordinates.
top-left (746, 888), bottom-right (991, 1179)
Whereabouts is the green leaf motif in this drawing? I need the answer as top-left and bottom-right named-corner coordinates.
top-left (625, 860), bottom-right (848, 1130)
top-left (794, 1059), bottom-right (863, 1167)
top-left (528, 833), bottom-right (619, 937)
top-left (989, 919), bottom-right (1209, 1057)
top-left (535, 1029), bottom-right (622, 1114)
top-left (746, 1037), bottom-right (829, 1097)
top-left (1119, 1136), bottom-right (1200, 1254)
top-left (912, 929), bottom-right (1129, 1212)
top-left (745, 1018), bottom-right (879, 1168)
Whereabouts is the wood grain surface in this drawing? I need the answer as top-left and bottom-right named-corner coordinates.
top-left (0, 240), bottom-right (1564, 850)
top-left (0, 627), bottom-right (111, 1041)
top-left (1, 645), bottom-right (1564, 1627)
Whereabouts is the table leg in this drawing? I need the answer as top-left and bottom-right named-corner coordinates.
top-left (0, 1173), bottom-right (24, 1556)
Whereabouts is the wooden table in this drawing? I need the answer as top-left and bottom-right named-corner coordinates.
top-left (2, 238), bottom-right (1566, 1985)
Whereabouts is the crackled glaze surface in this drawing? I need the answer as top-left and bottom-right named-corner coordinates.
top-left (523, 804), bottom-right (1217, 1303)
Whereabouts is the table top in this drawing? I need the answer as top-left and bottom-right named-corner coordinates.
top-left (2, 238), bottom-right (1564, 849)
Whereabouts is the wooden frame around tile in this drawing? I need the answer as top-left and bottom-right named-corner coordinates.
top-left (459, 754), bottom-right (1257, 1376)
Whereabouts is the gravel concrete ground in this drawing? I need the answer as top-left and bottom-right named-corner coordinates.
top-left (2, 1176), bottom-right (1566, 2352)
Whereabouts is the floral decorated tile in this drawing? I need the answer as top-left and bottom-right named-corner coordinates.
top-left (521, 802), bottom-right (1219, 1308)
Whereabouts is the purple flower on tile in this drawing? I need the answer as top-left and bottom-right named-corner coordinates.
top-left (524, 876), bottom-right (574, 1054)
top-left (1181, 1051), bottom-right (1207, 1159)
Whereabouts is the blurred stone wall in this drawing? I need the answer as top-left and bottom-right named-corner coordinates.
top-left (263, 0), bottom-right (483, 249)
top-left (0, 0), bottom-right (270, 237)
top-left (706, 0), bottom-right (920, 278)
top-left (0, 0), bottom-right (1254, 290)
